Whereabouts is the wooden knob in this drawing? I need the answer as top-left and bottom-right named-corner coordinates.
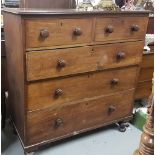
top-left (111, 78), bottom-right (119, 85)
top-left (108, 106), bottom-right (116, 113)
top-left (40, 29), bottom-right (49, 38)
top-left (54, 89), bottom-right (63, 97)
top-left (54, 118), bottom-right (63, 128)
top-left (57, 59), bottom-right (66, 68)
top-left (73, 28), bottom-right (82, 36)
top-left (131, 25), bottom-right (140, 32)
top-left (117, 52), bottom-right (126, 60)
top-left (105, 25), bottom-right (114, 33)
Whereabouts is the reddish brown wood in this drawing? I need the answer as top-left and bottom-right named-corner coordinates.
top-left (135, 52), bottom-right (154, 99)
top-left (26, 42), bottom-right (143, 81)
top-left (25, 18), bottom-right (93, 48)
top-left (133, 94), bottom-right (154, 155)
top-left (27, 66), bottom-right (138, 111)
top-left (27, 89), bottom-right (134, 145)
top-left (3, 9), bottom-right (149, 153)
top-left (95, 16), bottom-right (148, 42)
top-left (3, 13), bottom-right (26, 141)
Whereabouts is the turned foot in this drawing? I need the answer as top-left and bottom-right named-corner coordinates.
top-left (116, 122), bottom-right (130, 132)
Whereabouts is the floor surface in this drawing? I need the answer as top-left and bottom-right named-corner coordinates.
top-left (1, 122), bottom-right (141, 155)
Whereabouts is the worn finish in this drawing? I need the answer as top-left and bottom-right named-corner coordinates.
top-left (27, 89), bottom-right (134, 145)
top-left (27, 66), bottom-right (138, 111)
top-left (3, 9), bottom-right (149, 153)
top-left (26, 42), bottom-right (143, 81)
top-left (95, 17), bottom-right (148, 42)
top-left (135, 52), bottom-right (154, 99)
top-left (25, 18), bottom-right (93, 48)
top-left (3, 13), bottom-right (25, 141)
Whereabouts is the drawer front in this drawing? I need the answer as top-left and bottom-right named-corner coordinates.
top-left (95, 17), bottom-right (148, 42)
top-left (27, 66), bottom-right (138, 111)
top-left (26, 89), bottom-right (134, 145)
top-left (26, 42), bottom-right (143, 81)
top-left (25, 18), bottom-right (93, 49)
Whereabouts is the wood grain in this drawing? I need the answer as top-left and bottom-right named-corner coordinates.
top-left (27, 66), bottom-right (138, 111)
top-left (95, 16), bottom-right (148, 42)
top-left (135, 81), bottom-right (152, 99)
top-left (3, 13), bottom-right (26, 141)
top-left (25, 18), bottom-right (93, 48)
top-left (26, 89), bottom-right (134, 145)
top-left (26, 41), bottom-right (143, 81)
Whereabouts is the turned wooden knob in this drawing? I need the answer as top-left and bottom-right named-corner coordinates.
top-left (57, 59), bottom-right (66, 68)
top-left (111, 78), bottom-right (119, 85)
top-left (54, 118), bottom-right (63, 128)
top-left (117, 52), bottom-right (126, 60)
top-left (73, 27), bottom-right (82, 36)
top-left (40, 29), bottom-right (49, 38)
top-left (131, 25), bottom-right (140, 32)
top-left (105, 25), bottom-right (114, 33)
top-left (54, 89), bottom-right (63, 97)
top-left (108, 106), bottom-right (116, 113)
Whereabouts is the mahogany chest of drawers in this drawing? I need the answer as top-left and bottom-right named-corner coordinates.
top-left (3, 8), bottom-right (149, 154)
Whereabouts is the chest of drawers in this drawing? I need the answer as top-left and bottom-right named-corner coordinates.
top-left (3, 8), bottom-right (149, 154)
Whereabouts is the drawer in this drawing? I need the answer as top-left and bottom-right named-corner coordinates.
top-left (26, 89), bottom-right (134, 145)
top-left (27, 66), bottom-right (138, 111)
top-left (95, 17), bottom-right (148, 42)
top-left (25, 18), bottom-right (93, 49)
top-left (26, 42), bottom-right (143, 81)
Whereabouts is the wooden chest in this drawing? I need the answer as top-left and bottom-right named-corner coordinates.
top-left (3, 8), bottom-right (149, 154)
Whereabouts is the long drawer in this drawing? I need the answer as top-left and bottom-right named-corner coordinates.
top-left (95, 16), bottom-right (148, 42)
top-left (25, 18), bottom-right (93, 49)
top-left (27, 66), bottom-right (138, 111)
top-left (26, 89), bottom-right (134, 145)
top-left (26, 42), bottom-right (143, 81)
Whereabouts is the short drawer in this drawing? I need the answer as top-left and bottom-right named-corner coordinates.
top-left (26, 42), bottom-right (143, 81)
top-left (25, 18), bottom-right (93, 49)
top-left (26, 89), bottom-right (134, 145)
top-left (95, 16), bottom-right (148, 42)
top-left (27, 66), bottom-right (138, 111)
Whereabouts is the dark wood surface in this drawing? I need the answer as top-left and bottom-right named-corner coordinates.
top-left (135, 52), bottom-right (154, 99)
top-left (3, 12), bottom-right (26, 141)
top-left (3, 10), bottom-right (149, 153)
top-left (2, 8), bottom-right (150, 15)
top-left (20, 0), bottom-right (76, 9)
top-left (27, 89), bottom-right (134, 145)
top-left (27, 66), bottom-right (138, 112)
top-left (26, 42), bottom-right (143, 81)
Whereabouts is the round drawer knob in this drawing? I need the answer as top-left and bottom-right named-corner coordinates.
top-left (73, 28), bottom-right (82, 36)
top-left (54, 118), bottom-right (63, 128)
top-left (111, 78), bottom-right (119, 85)
top-left (105, 25), bottom-right (114, 33)
top-left (108, 106), bottom-right (116, 113)
top-left (40, 29), bottom-right (49, 38)
top-left (54, 89), bottom-right (63, 97)
top-left (57, 59), bottom-right (66, 68)
top-left (131, 25), bottom-right (140, 32)
top-left (117, 52), bottom-right (126, 60)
